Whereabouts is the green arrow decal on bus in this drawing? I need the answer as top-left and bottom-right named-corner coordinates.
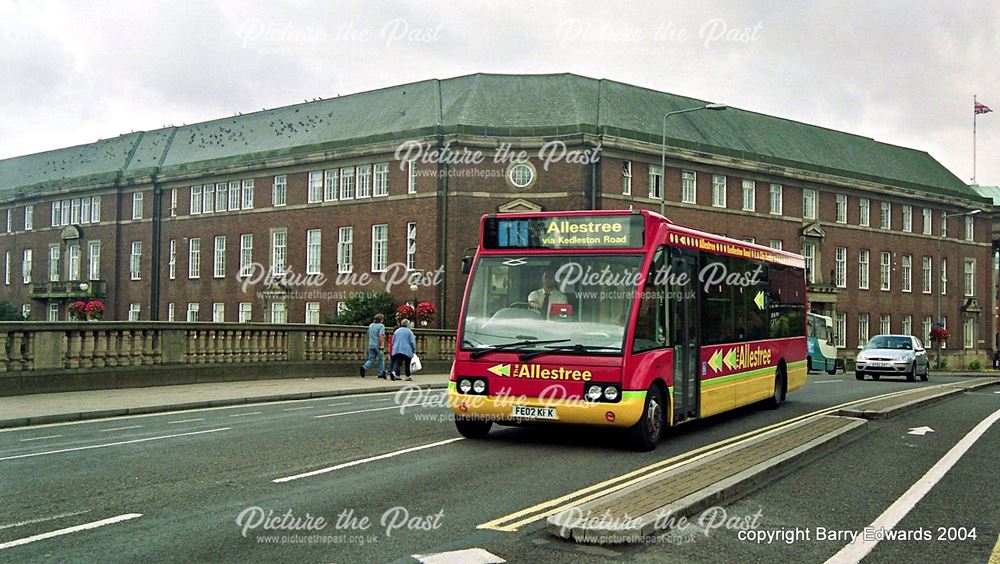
top-left (708, 349), bottom-right (723, 372)
top-left (487, 364), bottom-right (511, 377)
top-left (754, 291), bottom-right (765, 310)
top-left (723, 348), bottom-right (738, 370)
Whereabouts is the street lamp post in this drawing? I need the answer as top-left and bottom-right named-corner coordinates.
top-left (409, 283), bottom-right (418, 309)
top-left (660, 103), bottom-right (728, 217)
top-left (935, 209), bottom-right (981, 367)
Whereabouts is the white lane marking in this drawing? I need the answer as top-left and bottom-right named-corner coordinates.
top-left (327, 402), bottom-right (353, 407)
top-left (814, 380), bottom-right (841, 384)
top-left (0, 428), bottom-right (230, 462)
top-left (314, 405), bottom-right (404, 418)
top-left (100, 426), bottom-right (143, 433)
top-left (282, 406), bottom-right (314, 411)
top-left (826, 407), bottom-right (1000, 563)
top-left (273, 438), bottom-right (464, 483)
top-left (0, 510), bottom-right (91, 531)
top-left (230, 412), bottom-right (262, 418)
top-left (413, 548), bottom-right (506, 563)
top-left (0, 513), bottom-right (143, 550)
top-left (19, 435), bottom-right (62, 442)
top-left (907, 426), bottom-right (934, 436)
top-left (370, 398), bottom-right (393, 403)
top-left (168, 418), bottom-right (204, 425)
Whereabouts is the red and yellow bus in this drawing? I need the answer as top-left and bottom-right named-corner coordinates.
top-left (449, 210), bottom-right (807, 450)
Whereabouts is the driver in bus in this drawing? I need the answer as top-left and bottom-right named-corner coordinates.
top-left (527, 269), bottom-right (568, 319)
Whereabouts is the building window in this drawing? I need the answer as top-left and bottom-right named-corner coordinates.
top-left (901, 254), bottom-right (912, 292)
top-left (129, 241), bottom-right (141, 280)
top-left (229, 181), bottom-right (241, 210)
top-left (271, 229), bottom-right (288, 277)
top-left (306, 229), bottom-right (322, 275)
top-left (371, 224), bottom-right (388, 272)
top-left (168, 239), bottom-right (176, 280)
top-left (941, 257), bottom-right (947, 295)
top-left (191, 186), bottom-right (202, 215)
top-left (240, 234), bottom-right (253, 277)
top-left (902, 205), bottom-right (912, 232)
top-left (742, 237), bottom-right (755, 244)
top-left (858, 249), bottom-right (869, 289)
top-left (24, 205), bottom-right (33, 231)
top-left (270, 302), bottom-right (287, 324)
top-left (835, 313), bottom-right (846, 348)
top-left (82, 197), bottom-right (90, 224)
top-left (66, 244), bottom-right (80, 281)
top-left (131, 192), bottom-right (143, 220)
top-left (203, 184), bottom-right (215, 213)
top-left (859, 198), bottom-right (870, 227)
top-left (61, 199), bottom-right (70, 225)
top-left (682, 171), bottom-right (696, 204)
top-left (51, 201), bottom-right (61, 226)
top-left (48, 303), bottom-right (59, 321)
top-left (922, 256), bottom-right (932, 293)
top-left (338, 227), bottom-right (353, 273)
top-left (880, 314), bottom-right (891, 335)
top-left (941, 214), bottom-right (948, 238)
top-left (880, 252), bottom-right (891, 291)
top-left (189, 238), bottom-right (201, 279)
top-left (215, 182), bottom-right (227, 212)
top-left (305, 302), bottom-right (320, 325)
top-left (769, 240), bottom-right (782, 250)
top-left (324, 169), bottom-right (338, 201)
top-left (167, 302), bottom-right (175, 321)
top-left (356, 165), bottom-right (372, 198)
top-left (858, 313), bottom-right (870, 346)
top-left (648, 164), bottom-right (663, 199)
top-left (622, 161), bottom-right (632, 195)
top-left (272, 175), bottom-right (286, 207)
top-left (168, 188), bottom-right (177, 217)
top-left (71, 199), bottom-right (80, 224)
top-left (922, 208), bottom-right (932, 235)
top-left (711, 175), bottom-right (726, 208)
top-left (965, 215), bottom-right (975, 241)
top-left (922, 316), bottom-right (932, 343)
top-left (49, 245), bottom-right (60, 282)
top-left (242, 179), bottom-right (255, 209)
top-left (406, 222), bottom-right (417, 270)
top-left (902, 314), bottom-right (912, 336)
top-left (128, 303), bottom-right (140, 321)
top-left (834, 247), bottom-right (846, 288)
top-left (963, 317), bottom-right (975, 349)
top-left (22, 249), bottom-right (32, 284)
top-left (802, 189), bottom-right (816, 220)
top-left (186, 303), bottom-right (199, 322)
top-left (373, 163), bottom-right (389, 197)
top-left (407, 159), bottom-right (417, 194)
top-left (239, 302), bottom-right (252, 323)
top-left (964, 259), bottom-right (975, 297)
top-left (802, 243), bottom-right (816, 284)
top-left (769, 184), bottom-right (782, 215)
top-left (22, 304), bottom-right (30, 319)
top-left (213, 302), bottom-right (225, 322)
top-left (88, 241), bottom-right (100, 281)
top-left (880, 202), bottom-right (891, 230)
top-left (340, 167), bottom-right (355, 200)
top-left (214, 236), bottom-right (226, 278)
top-left (308, 171), bottom-right (323, 203)
top-left (741, 180), bottom-right (755, 211)
top-left (835, 194), bottom-right (847, 223)
top-left (3, 251), bottom-right (9, 285)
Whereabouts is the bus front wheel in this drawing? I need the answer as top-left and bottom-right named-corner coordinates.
top-left (766, 366), bottom-right (786, 409)
top-left (455, 416), bottom-right (492, 439)
top-left (626, 385), bottom-right (665, 451)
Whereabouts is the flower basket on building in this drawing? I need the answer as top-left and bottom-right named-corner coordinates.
top-left (68, 300), bottom-right (88, 321)
top-left (416, 301), bottom-right (436, 326)
top-left (929, 325), bottom-right (949, 369)
top-left (395, 304), bottom-right (415, 324)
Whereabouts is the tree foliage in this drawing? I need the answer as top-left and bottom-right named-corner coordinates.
top-left (331, 291), bottom-right (397, 326)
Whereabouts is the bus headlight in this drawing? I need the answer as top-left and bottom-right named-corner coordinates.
top-left (473, 379), bottom-right (486, 394)
top-left (603, 387), bottom-right (619, 402)
top-left (586, 385), bottom-right (603, 401)
top-left (459, 379), bottom-right (473, 394)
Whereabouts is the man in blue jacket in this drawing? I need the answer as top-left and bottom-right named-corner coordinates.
top-left (390, 318), bottom-right (417, 381)
top-left (360, 314), bottom-right (386, 378)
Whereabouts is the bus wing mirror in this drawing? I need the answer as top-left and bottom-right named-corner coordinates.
top-left (461, 255), bottom-right (473, 274)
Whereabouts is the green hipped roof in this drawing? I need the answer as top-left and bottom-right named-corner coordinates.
top-left (0, 73), bottom-right (985, 202)
top-left (971, 185), bottom-right (1000, 205)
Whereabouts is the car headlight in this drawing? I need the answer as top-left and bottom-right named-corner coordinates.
top-left (473, 379), bottom-right (486, 394)
top-left (587, 385), bottom-right (603, 401)
top-left (459, 379), bottom-right (473, 394)
top-left (901, 353), bottom-right (915, 362)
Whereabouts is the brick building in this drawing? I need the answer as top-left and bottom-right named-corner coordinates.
top-left (0, 73), bottom-right (993, 364)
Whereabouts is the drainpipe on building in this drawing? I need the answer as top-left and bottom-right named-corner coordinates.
top-left (150, 180), bottom-right (162, 320)
top-left (437, 152), bottom-right (449, 330)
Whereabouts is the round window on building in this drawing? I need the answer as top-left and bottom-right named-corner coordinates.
top-left (506, 161), bottom-right (536, 191)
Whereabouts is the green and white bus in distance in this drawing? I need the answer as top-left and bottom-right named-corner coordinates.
top-left (807, 313), bottom-right (837, 374)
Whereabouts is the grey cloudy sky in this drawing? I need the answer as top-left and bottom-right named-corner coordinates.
top-left (2, 0), bottom-right (998, 186)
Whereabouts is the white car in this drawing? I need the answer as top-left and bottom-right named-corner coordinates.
top-left (855, 334), bottom-right (930, 382)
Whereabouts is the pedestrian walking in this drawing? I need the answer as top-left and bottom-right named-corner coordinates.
top-left (390, 318), bottom-right (416, 381)
top-left (360, 313), bottom-right (386, 378)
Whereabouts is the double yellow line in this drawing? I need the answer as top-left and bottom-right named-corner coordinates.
top-left (477, 387), bottom-right (916, 532)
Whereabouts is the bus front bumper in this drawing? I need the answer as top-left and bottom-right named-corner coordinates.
top-left (447, 382), bottom-right (647, 428)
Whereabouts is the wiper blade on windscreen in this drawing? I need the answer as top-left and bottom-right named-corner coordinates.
top-left (518, 344), bottom-right (621, 361)
top-left (469, 338), bottom-right (570, 359)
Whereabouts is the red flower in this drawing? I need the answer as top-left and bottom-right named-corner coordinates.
top-left (395, 304), bottom-right (415, 323)
top-left (416, 301), bottom-right (436, 322)
top-left (929, 326), bottom-right (949, 342)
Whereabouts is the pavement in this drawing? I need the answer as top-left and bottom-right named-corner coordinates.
top-left (0, 372), bottom-right (452, 428)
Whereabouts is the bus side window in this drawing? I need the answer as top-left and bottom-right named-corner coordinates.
top-left (632, 248), bottom-right (668, 352)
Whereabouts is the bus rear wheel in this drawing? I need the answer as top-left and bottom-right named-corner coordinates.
top-left (455, 416), bottom-right (492, 439)
top-left (626, 385), bottom-right (665, 451)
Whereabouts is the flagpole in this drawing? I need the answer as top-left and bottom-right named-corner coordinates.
top-left (973, 94), bottom-right (977, 184)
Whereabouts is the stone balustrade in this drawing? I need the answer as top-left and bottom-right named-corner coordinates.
top-left (0, 322), bottom-right (457, 373)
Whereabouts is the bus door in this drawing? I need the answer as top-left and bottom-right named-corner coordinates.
top-left (671, 250), bottom-right (700, 422)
